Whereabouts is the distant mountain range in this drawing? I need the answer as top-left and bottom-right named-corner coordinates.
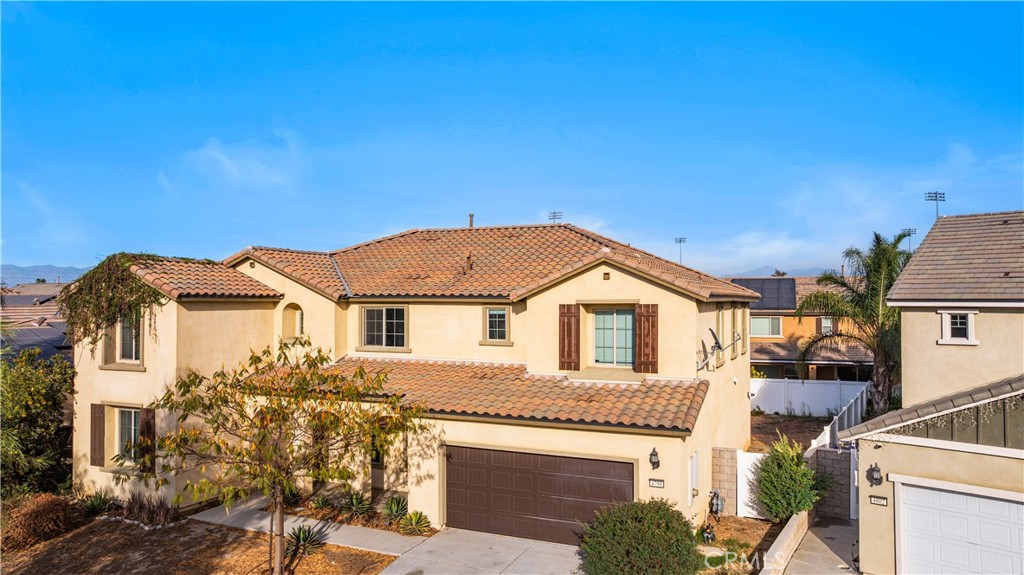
top-left (1, 264), bottom-right (90, 286)
top-left (727, 265), bottom-right (828, 278)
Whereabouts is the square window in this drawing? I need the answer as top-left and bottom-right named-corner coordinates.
top-left (938, 310), bottom-right (978, 345)
top-left (949, 314), bottom-right (968, 339)
top-left (363, 307), bottom-right (406, 348)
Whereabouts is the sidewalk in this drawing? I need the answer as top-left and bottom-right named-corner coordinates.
top-left (191, 496), bottom-right (426, 556)
top-left (783, 516), bottom-right (858, 575)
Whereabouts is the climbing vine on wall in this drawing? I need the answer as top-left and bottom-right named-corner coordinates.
top-left (58, 253), bottom-right (168, 348)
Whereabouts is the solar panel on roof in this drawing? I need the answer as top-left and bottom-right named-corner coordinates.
top-left (730, 278), bottom-right (796, 310)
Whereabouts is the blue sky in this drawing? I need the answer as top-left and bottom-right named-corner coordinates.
top-left (3, 2), bottom-right (1021, 275)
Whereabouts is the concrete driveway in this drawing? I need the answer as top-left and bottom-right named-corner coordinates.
top-left (381, 528), bottom-right (582, 575)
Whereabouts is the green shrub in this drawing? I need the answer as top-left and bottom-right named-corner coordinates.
top-left (2, 493), bottom-right (74, 550)
top-left (82, 492), bottom-right (116, 517)
top-left (342, 492), bottom-right (372, 517)
top-left (285, 525), bottom-right (326, 559)
top-left (383, 496), bottom-right (408, 524)
top-left (398, 510), bottom-right (431, 535)
top-left (579, 499), bottom-right (701, 575)
top-left (755, 434), bottom-right (825, 522)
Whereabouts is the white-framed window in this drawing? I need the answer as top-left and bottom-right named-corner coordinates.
top-left (118, 312), bottom-right (141, 362)
top-left (362, 306), bottom-right (407, 348)
top-left (937, 310), bottom-right (979, 345)
top-left (118, 408), bottom-right (141, 461)
top-left (688, 451), bottom-right (700, 506)
top-left (484, 306), bottom-right (509, 342)
top-left (594, 309), bottom-right (635, 366)
top-left (750, 316), bottom-right (782, 337)
top-left (820, 317), bottom-right (834, 335)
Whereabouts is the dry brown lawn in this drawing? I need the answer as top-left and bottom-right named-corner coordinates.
top-left (749, 413), bottom-right (831, 453)
top-left (2, 517), bottom-right (393, 575)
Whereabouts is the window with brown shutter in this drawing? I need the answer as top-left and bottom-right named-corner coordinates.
top-left (634, 304), bottom-right (658, 373)
top-left (140, 408), bottom-right (156, 473)
top-left (90, 404), bottom-right (105, 467)
top-left (558, 304), bottom-right (580, 370)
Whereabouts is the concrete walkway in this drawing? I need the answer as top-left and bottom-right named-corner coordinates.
top-left (191, 496), bottom-right (425, 556)
top-left (381, 528), bottom-right (581, 575)
top-left (783, 516), bottom-right (858, 575)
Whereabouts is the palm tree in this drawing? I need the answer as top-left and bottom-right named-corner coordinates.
top-left (796, 231), bottom-right (911, 412)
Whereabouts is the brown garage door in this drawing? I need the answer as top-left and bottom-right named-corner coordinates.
top-left (445, 445), bottom-right (634, 545)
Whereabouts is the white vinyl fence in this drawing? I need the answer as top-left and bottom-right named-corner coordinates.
top-left (750, 378), bottom-right (869, 418)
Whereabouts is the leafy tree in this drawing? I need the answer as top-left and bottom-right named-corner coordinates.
top-left (0, 349), bottom-right (76, 497)
top-left (35, 278), bottom-right (47, 284)
top-left (121, 339), bottom-right (423, 575)
top-left (796, 231), bottom-right (910, 411)
top-left (755, 434), bottom-right (826, 523)
top-left (771, 268), bottom-right (787, 277)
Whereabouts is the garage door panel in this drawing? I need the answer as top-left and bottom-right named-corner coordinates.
top-left (901, 484), bottom-right (1024, 575)
top-left (446, 445), bottom-right (634, 545)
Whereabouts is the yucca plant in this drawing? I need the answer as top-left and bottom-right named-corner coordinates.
top-left (285, 525), bottom-right (326, 559)
top-left (398, 511), bottom-right (431, 535)
top-left (343, 492), bottom-right (372, 517)
top-left (383, 496), bottom-right (408, 524)
top-left (82, 492), bottom-right (116, 517)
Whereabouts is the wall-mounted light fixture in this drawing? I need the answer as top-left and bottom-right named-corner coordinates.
top-left (866, 463), bottom-right (883, 487)
top-left (649, 448), bottom-right (660, 470)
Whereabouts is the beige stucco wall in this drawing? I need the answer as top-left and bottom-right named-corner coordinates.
top-left (342, 300), bottom-right (527, 363)
top-left (72, 303), bottom-right (181, 500)
top-left (900, 308), bottom-right (1024, 405)
top-left (857, 438), bottom-right (1024, 575)
top-left (73, 298), bottom-right (278, 502)
top-left (232, 258), bottom-right (346, 356)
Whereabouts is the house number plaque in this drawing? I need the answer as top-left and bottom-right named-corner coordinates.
top-left (869, 496), bottom-right (888, 506)
top-left (649, 479), bottom-right (665, 488)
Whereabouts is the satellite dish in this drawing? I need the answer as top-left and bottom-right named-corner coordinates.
top-left (709, 328), bottom-right (723, 352)
top-left (701, 340), bottom-right (709, 358)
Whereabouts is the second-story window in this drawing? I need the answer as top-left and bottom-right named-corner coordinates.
top-left (363, 306), bottom-right (406, 348)
top-left (820, 317), bottom-right (834, 335)
top-left (485, 307), bottom-right (508, 342)
top-left (119, 312), bottom-right (141, 361)
top-left (594, 309), bottom-right (634, 366)
top-left (750, 316), bottom-right (782, 337)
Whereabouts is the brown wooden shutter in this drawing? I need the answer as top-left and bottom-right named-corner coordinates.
top-left (90, 404), bottom-right (105, 467)
top-left (140, 408), bottom-right (156, 473)
top-left (634, 304), bottom-right (659, 373)
top-left (558, 304), bottom-right (580, 371)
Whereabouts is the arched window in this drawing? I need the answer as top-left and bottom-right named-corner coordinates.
top-left (283, 303), bottom-right (304, 340)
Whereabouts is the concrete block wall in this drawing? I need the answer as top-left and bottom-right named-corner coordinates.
top-left (711, 447), bottom-right (738, 516)
top-left (809, 448), bottom-right (851, 519)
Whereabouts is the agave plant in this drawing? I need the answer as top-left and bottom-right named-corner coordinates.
top-left (309, 495), bottom-right (334, 510)
top-left (82, 491), bottom-right (116, 517)
top-left (383, 496), bottom-right (408, 524)
top-left (398, 510), bottom-right (431, 535)
top-left (343, 492), bottom-right (372, 517)
top-left (285, 525), bottom-right (326, 559)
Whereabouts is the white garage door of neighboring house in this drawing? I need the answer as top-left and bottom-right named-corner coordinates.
top-left (900, 484), bottom-right (1024, 575)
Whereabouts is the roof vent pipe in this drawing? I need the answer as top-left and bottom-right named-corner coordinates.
top-left (469, 213), bottom-right (474, 228)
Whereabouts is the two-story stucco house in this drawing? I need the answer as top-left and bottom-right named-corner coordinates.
top-left (73, 223), bottom-right (759, 545)
top-left (839, 211), bottom-right (1024, 575)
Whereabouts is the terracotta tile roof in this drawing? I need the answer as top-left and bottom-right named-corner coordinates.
top-left (130, 258), bottom-right (282, 300)
top-left (838, 372), bottom-right (1024, 441)
top-left (750, 339), bottom-right (873, 364)
top-left (224, 247), bottom-right (350, 300)
top-left (888, 211), bottom-right (1024, 303)
top-left (329, 356), bottom-right (710, 434)
top-left (228, 225), bottom-right (756, 302)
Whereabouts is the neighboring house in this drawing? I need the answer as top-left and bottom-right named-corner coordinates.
top-left (73, 223), bottom-right (759, 544)
top-left (0, 282), bottom-right (73, 362)
top-left (729, 277), bottom-right (871, 381)
top-left (839, 211), bottom-right (1024, 575)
